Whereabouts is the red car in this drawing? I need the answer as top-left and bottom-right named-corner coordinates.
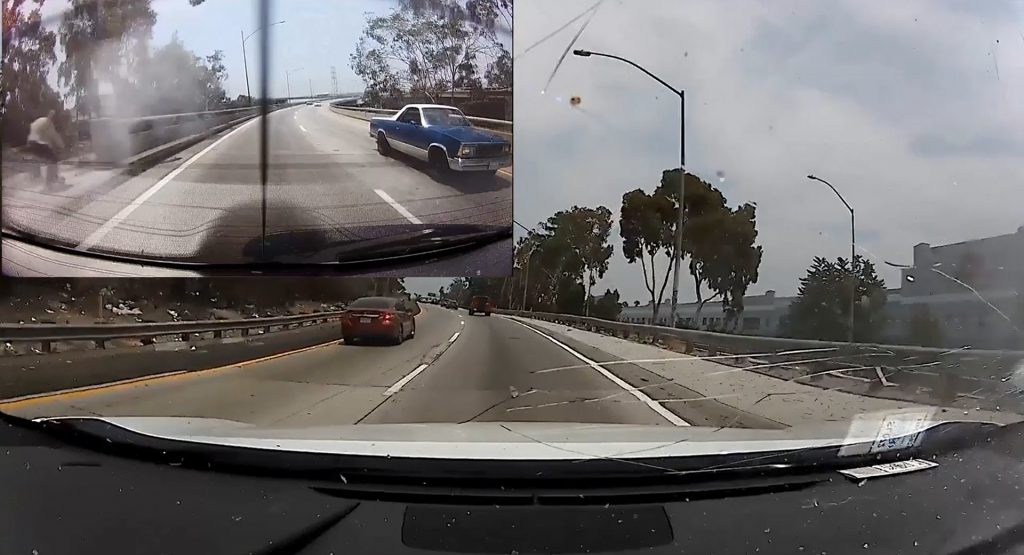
top-left (468, 295), bottom-right (493, 316)
top-left (341, 296), bottom-right (416, 345)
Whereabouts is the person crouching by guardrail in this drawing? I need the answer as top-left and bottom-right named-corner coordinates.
top-left (25, 109), bottom-right (66, 188)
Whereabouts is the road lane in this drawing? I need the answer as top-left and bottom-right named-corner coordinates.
top-left (1, 305), bottom-right (465, 426)
top-left (361, 313), bottom-right (684, 426)
top-left (2, 104), bottom-right (512, 264)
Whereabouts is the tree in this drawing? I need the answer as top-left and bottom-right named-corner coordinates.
top-left (575, 206), bottom-right (614, 316)
top-left (350, 2), bottom-right (498, 105)
top-left (1, 0), bottom-right (64, 147)
top-left (781, 255), bottom-right (888, 342)
top-left (58, 0), bottom-right (157, 117)
top-left (484, 48), bottom-right (511, 89)
top-left (620, 187), bottom-right (675, 323)
top-left (589, 289), bottom-right (622, 320)
top-left (137, 33), bottom-right (228, 115)
top-left (656, 170), bottom-right (762, 329)
top-left (454, 57), bottom-right (483, 91)
top-left (907, 305), bottom-right (945, 347)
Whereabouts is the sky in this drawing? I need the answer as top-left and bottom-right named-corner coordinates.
top-left (512, 0), bottom-right (1024, 305)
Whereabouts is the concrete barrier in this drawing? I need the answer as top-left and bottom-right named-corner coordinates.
top-left (88, 107), bottom-right (264, 163)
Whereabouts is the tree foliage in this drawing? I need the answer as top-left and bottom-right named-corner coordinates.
top-left (484, 48), bottom-right (511, 88)
top-left (58, 0), bottom-right (157, 117)
top-left (589, 289), bottom-right (623, 320)
top-left (351, 0), bottom-right (504, 105)
top-left (619, 186), bottom-right (676, 322)
top-left (1, 0), bottom-right (65, 147)
top-left (136, 33), bottom-right (228, 114)
top-left (655, 170), bottom-right (763, 328)
top-left (781, 255), bottom-right (888, 342)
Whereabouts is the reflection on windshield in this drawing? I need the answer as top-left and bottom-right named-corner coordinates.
top-left (422, 108), bottom-right (471, 127)
top-left (1, 0), bottom-right (512, 271)
top-left (1, 0), bottom-right (1024, 477)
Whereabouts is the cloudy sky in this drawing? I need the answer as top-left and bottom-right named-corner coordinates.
top-left (510, 0), bottom-right (1024, 305)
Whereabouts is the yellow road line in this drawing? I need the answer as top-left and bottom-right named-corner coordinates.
top-left (0, 338), bottom-right (340, 410)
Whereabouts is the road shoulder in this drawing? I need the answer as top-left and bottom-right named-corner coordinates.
top-left (504, 315), bottom-right (1023, 428)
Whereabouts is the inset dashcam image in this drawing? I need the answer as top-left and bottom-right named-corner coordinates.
top-left (1, 0), bottom-right (513, 277)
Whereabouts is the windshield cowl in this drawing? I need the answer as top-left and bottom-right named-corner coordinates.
top-left (36, 415), bottom-right (987, 461)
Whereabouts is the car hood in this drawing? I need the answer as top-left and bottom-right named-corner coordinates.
top-left (433, 125), bottom-right (507, 144)
top-left (34, 409), bottom-right (999, 460)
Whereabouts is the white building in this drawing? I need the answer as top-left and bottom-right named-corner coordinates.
top-left (618, 290), bottom-right (794, 336)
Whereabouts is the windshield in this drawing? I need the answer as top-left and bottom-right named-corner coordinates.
top-left (0, 0), bottom-right (512, 270)
top-left (422, 107), bottom-right (472, 127)
top-left (3, 0), bottom-right (1024, 492)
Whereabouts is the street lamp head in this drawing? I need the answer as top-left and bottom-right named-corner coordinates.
top-left (806, 174), bottom-right (817, 180)
top-left (573, 49), bottom-right (592, 57)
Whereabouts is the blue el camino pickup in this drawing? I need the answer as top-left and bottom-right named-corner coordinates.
top-left (368, 104), bottom-right (511, 175)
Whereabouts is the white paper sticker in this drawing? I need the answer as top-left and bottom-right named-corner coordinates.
top-left (838, 409), bottom-right (936, 457)
top-left (869, 412), bottom-right (932, 454)
top-left (838, 459), bottom-right (938, 480)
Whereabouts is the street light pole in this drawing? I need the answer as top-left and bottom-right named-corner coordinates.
top-left (286, 67), bottom-right (303, 101)
top-left (807, 174), bottom-right (856, 343)
top-left (573, 49), bottom-right (686, 327)
top-left (241, 20), bottom-right (285, 107)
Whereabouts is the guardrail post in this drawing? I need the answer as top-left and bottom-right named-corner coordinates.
top-left (41, 340), bottom-right (52, 353)
top-left (213, 330), bottom-right (222, 339)
top-left (181, 332), bottom-right (190, 343)
top-left (264, 326), bottom-right (271, 335)
top-left (93, 339), bottom-right (103, 350)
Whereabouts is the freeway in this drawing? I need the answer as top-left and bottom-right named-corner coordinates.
top-left (2, 104), bottom-right (512, 268)
top-left (0, 306), bottom-right (762, 428)
top-left (4, 306), bottom-right (1020, 429)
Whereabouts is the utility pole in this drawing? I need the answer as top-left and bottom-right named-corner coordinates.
top-left (309, 77), bottom-right (312, 98)
top-left (331, 66), bottom-right (338, 96)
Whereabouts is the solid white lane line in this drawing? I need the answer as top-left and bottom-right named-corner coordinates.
top-left (384, 363), bottom-right (429, 397)
top-left (374, 189), bottom-right (423, 224)
top-left (448, 331), bottom-right (461, 343)
top-left (508, 318), bottom-right (691, 426)
top-left (76, 116), bottom-right (262, 251)
top-left (299, 124), bottom-right (308, 132)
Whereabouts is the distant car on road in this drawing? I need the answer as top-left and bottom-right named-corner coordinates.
top-left (341, 296), bottom-right (416, 345)
top-left (467, 295), bottom-right (493, 316)
top-left (305, 101), bottom-right (312, 105)
top-left (441, 298), bottom-right (457, 309)
top-left (369, 104), bottom-right (511, 176)
top-left (314, 102), bottom-right (321, 107)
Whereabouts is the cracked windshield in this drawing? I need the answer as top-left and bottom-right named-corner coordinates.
top-left (5, 1), bottom-right (1024, 553)
top-left (1, 0), bottom-right (513, 272)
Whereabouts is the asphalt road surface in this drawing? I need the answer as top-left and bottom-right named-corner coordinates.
top-left (0, 306), bottom-right (754, 428)
top-left (2, 104), bottom-right (513, 265)
top-left (3, 306), bottom-right (1022, 430)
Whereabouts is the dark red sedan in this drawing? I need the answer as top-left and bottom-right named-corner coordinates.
top-left (341, 296), bottom-right (416, 345)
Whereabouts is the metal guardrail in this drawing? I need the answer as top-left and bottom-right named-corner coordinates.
top-left (329, 103), bottom-right (513, 141)
top-left (1, 311), bottom-right (345, 353)
top-left (502, 309), bottom-right (1024, 403)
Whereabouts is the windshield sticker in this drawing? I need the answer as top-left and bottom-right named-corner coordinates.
top-left (838, 459), bottom-right (938, 481)
top-left (838, 410), bottom-right (937, 457)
